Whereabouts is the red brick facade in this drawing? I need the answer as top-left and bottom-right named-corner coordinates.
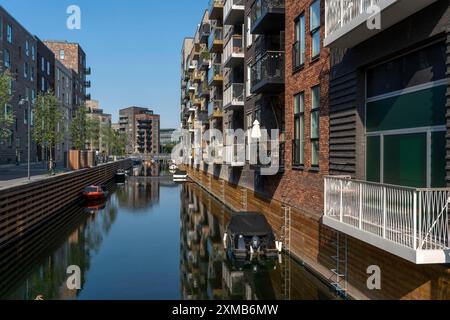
top-left (279, 0), bottom-right (330, 218)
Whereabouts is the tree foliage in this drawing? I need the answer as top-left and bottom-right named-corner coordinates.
top-left (33, 91), bottom-right (63, 165)
top-left (70, 105), bottom-right (88, 150)
top-left (0, 71), bottom-right (14, 140)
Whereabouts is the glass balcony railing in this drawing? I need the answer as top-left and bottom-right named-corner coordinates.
top-left (223, 35), bottom-right (244, 67)
top-left (224, 0), bottom-right (245, 25)
top-left (208, 27), bottom-right (223, 52)
top-left (223, 83), bottom-right (244, 109)
top-left (251, 0), bottom-right (285, 34)
top-left (208, 63), bottom-right (223, 85)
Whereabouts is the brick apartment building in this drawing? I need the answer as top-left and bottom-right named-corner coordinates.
top-left (181, 0), bottom-right (450, 299)
top-left (0, 6), bottom-right (38, 165)
top-left (119, 107), bottom-right (160, 156)
top-left (43, 40), bottom-right (91, 107)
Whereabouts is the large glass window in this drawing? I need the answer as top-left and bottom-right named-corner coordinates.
top-left (293, 14), bottom-right (305, 69)
top-left (311, 86), bottom-right (320, 167)
top-left (294, 93), bottom-right (304, 166)
top-left (365, 42), bottom-right (446, 188)
top-left (310, 0), bottom-right (320, 59)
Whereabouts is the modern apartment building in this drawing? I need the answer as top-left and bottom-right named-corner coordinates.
top-left (43, 40), bottom-right (91, 107)
top-left (180, 0), bottom-right (450, 300)
top-left (0, 5), bottom-right (38, 165)
top-left (119, 107), bottom-right (160, 156)
top-left (54, 59), bottom-right (73, 165)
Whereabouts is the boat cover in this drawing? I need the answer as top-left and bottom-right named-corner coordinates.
top-left (227, 213), bottom-right (273, 236)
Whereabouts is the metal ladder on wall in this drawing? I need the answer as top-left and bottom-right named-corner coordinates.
top-left (241, 187), bottom-right (248, 211)
top-left (330, 231), bottom-right (348, 297)
top-left (280, 206), bottom-right (291, 300)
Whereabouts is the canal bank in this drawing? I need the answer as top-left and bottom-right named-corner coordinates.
top-left (0, 176), bottom-right (339, 300)
top-left (184, 166), bottom-right (450, 300)
top-left (0, 159), bottom-right (132, 249)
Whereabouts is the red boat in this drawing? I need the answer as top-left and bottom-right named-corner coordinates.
top-left (83, 186), bottom-right (107, 201)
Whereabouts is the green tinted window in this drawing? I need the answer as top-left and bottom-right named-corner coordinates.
top-left (431, 131), bottom-right (446, 188)
top-left (366, 86), bottom-right (446, 132)
top-left (366, 136), bottom-right (381, 183)
top-left (383, 133), bottom-right (427, 188)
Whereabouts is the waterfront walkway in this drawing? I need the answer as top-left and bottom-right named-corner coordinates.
top-left (0, 162), bottom-right (69, 189)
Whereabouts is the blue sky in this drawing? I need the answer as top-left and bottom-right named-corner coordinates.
top-left (2, 0), bottom-right (208, 128)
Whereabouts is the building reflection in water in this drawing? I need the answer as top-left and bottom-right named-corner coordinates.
top-left (0, 191), bottom-right (119, 300)
top-left (179, 183), bottom-right (340, 300)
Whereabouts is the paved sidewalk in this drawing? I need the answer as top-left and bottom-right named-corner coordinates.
top-left (0, 162), bottom-right (69, 189)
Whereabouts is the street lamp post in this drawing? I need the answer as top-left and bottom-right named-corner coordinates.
top-left (19, 99), bottom-right (31, 180)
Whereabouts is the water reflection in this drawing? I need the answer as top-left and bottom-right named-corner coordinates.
top-left (0, 178), bottom-right (339, 300)
top-left (180, 183), bottom-right (339, 300)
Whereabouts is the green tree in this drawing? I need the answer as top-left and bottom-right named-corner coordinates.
top-left (0, 71), bottom-right (14, 141)
top-left (86, 117), bottom-right (100, 151)
top-left (70, 105), bottom-right (88, 150)
top-left (33, 91), bottom-right (63, 172)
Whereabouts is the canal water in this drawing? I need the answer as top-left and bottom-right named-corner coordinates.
top-left (0, 175), bottom-right (339, 300)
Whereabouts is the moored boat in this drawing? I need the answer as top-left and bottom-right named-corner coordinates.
top-left (83, 185), bottom-right (108, 201)
top-left (115, 169), bottom-right (127, 183)
top-left (173, 170), bottom-right (188, 182)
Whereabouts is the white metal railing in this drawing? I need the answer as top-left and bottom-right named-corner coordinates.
top-left (325, 0), bottom-right (382, 37)
top-left (324, 176), bottom-right (450, 251)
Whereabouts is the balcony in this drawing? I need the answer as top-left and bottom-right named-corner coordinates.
top-left (209, 0), bottom-right (224, 20)
top-left (249, 140), bottom-right (284, 172)
top-left (208, 27), bottom-right (223, 53)
top-left (251, 51), bottom-right (284, 94)
top-left (224, 0), bottom-right (245, 26)
top-left (85, 94), bottom-right (91, 100)
top-left (193, 70), bottom-right (202, 83)
top-left (192, 43), bottom-right (201, 60)
top-left (84, 67), bottom-right (91, 75)
top-left (223, 83), bottom-right (244, 110)
top-left (324, 176), bottom-right (450, 264)
top-left (208, 63), bottom-right (223, 86)
top-left (199, 51), bottom-right (211, 70)
top-left (198, 82), bottom-right (210, 98)
top-left (251, 0), bottom-right (285, 35)
top-left (223, 35), bottom-right (244, 68)
top-left (188, 81), bottom-right (196, 92)
top-left (224, 144), bottom-right (245, 167)
top-left (208, 100), bottom-right (223, 119)
top-left (200, 23), bottom-right (211, 44)
top-left (84, 81), bottom-right (91, 88)
top-left (324, 0), bottom-right (438, 48)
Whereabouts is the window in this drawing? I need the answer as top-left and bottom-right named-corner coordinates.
top-left (310, 0), bottom-right (321, 59)
top-left (6, 24), bottom-right (12, 43)
top-left (41, 57), bottom-right (45, 72)
top-left (31, 46), bottom-right (35, 61)
top-left (3, 49), bottom-right (11, 68)
top-left (41, 76), bottom-right (45, 92)
top-left (293, 14), bottom-right (305, 69)
top-left (31, 66), bottom-right (34, 82)
top-left (294, 93), bottom-right (305, 166)
top-left (60, 50), bottom-right (65, 60)
top-left (246, 64), bottom-right (252, 98)
top-left (25, 41), bottom-right (29, 56)
top-left (24, 108), bottom-right (28, 125)
top-left (246, 15), bottom-right (253, 47)
top-left (47, 61), bottom-right (51, 76)
top-left (24, 62), bottom-right (29, 79)
top-left (311, 86), bottom-right (320, 167)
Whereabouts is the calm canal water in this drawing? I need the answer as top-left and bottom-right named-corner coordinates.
top-left (0, 175), bottom-right (339, 300)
